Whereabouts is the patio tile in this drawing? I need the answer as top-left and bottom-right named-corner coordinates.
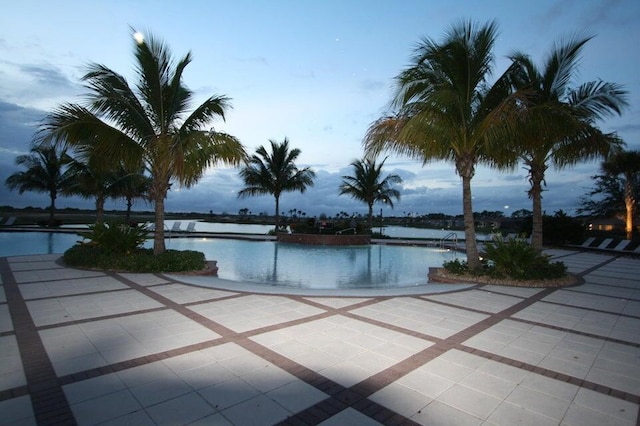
top-left (562, 388), bottom-right (638, 426)
top-left (253, 315), bottom-right (432, 385)
top-left (0, 395), bottom-right (36, 426)
top-left (424, 289), bottom-right (523, 313)
top-left (189, 295), bottom-right (325, 332)
top-left (26, 290), bottom-right (164, 326)
top-left (220, 394), bottom-right (291, 425)
top-left (148, 283), bottom-right (237, 304)
top-left (0, 303), bottom-right (12, 332)
top-left (117, 272), bottom-right (171, 286)
top-left (352, 297), bottom-right (488, 338)
top-left (98, 410), bottom-right (155, 426)
top-left (303, 296), bottom-right (371, 309)
top-left (146, 392), bottom-right (215, 425)
top-left (198, 376), bottom-right (261, 410)
top-left (18, 276), bottom-right (128, 299)
top-left (265, 379), bottom-right (328, 413)
top-left (411, 400), bottom-right (482, 425)
top-left (40, 310), bottom-right (220, 375)
top-left (70, 389), bottom-right (142, 426)
top-left (370, 382), bottom-right (432, 417)
top-left (318, 408), bottom-right (383, 426)
top-left (485, 402), bottom-right (559, 426)
top-left (0, 336), bottom-right (25, 391)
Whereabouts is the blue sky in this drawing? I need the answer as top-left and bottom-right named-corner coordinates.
top-left (1, 0), bottom-right (639, 218)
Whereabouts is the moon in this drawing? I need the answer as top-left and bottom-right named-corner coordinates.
top-left (133, 32), bottom-right (144, 44)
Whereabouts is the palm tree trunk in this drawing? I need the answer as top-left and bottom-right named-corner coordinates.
top-left (461, 175), bottom-right (481, 270)
top-left (624, 179), bottom-right (635, 241)
top-left (529, 167), bottom-right (545, 251)
top-left (126, 197), bottom-right (133, 223)
top-left (48, 190), bottom-right (56, 227)
top-left (368, 203), bottom-right (374, 232)
top-left (274, 195), bottom-right (280, 233)
top-left (95, 195), bottom-right (105, 224)
top-left (153, 190), bottom-right (167, 255)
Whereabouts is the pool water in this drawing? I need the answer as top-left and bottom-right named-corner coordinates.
top-left (0, 232), bottom-right (82, 257)
top-left (163, 238), bottom-right (461, 289)
top-left (0, 232), bottom-right (463, 289)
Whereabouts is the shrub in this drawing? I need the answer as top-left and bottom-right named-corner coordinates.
top-left (80, 220), bottom-right (148, 254)
top-left (483, 237), bottom-right (566, 280)
top-left (63, 245), bottom-right (205, 273)
top-left (443, 237), bottom-right (567, 281)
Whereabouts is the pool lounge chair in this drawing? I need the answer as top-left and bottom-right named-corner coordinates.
top-left (185, 222), bottom-right (196, 232)
top-left (4, 217), bottom-right (16, 226)
top-left (170, 221), bottom-right (182, 232)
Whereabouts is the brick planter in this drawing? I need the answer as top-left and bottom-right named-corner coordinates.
top-left (277, 233), bottom-right (370, 245)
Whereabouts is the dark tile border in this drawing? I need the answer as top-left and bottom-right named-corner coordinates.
top-left (0, 258), bottom-right (76, 425)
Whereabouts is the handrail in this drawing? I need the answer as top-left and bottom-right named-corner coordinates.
top-left (440, 232), bottom-right (457, 249)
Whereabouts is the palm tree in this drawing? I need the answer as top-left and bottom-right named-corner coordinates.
top-left (507, 36), bottom-right (627, 249)
top-left (64, 154), bottom-right (118, 224)
top-left (5, 144), bottom-right (76, 226)
top-left (339, 157), bottom-right (402, 231)
top-left (112, 165), bottom-right (152, 223)
top-left (238, 138), bottom-right (316, 232)
top-left (38, 31), bottom-right (246, 254)
top-left (601, 150), bottom-right (640, 240)
top-left (363, 20), bottom-right (520, 270)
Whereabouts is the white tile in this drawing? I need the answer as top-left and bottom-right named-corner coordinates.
top-left (220, 394), bottom-right (291, 426)
top-left (145, 392), bottom-right (215, 425)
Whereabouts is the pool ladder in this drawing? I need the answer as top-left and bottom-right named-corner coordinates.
top-left (440, 232), bottom-right (457, 249)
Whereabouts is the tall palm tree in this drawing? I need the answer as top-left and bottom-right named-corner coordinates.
top-left (364, 20), bottom-right (520, 270)
top-left (339, 157), bottom-right (402, 231)
top-left (507, 36), bottom-right (627, 250)
top-left (601, 150), bottom-right (640, 240)
top-left (5, 144), bottom-right (76, 226)
top-left (238, 138), bottom-right (315, 232)
top-left (38, 32), bottom-right (246, 254)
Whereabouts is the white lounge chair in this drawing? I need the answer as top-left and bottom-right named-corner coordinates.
top-left (613, 240), bottom-right (631, 251)
top-left (185, 222), bottom-right (196, 232)
top-left (597, 238), bottom-right (613, 249)
top-left (4, 217), bottom-right (16, 226)
top-left (170, 221), bottom-right (182, 232)
top-left (580, 237), bottom-right (596, 247)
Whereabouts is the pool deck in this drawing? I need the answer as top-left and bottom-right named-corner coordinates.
top-left (1, 248), bottom-right (639, 425)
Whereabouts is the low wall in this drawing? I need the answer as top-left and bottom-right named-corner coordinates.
top-left (277, 233), bottom-right (370, 245)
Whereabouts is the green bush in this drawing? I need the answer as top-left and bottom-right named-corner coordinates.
top-left (443, 237), bottom-right (567, 281)
top-left (483, 237), bottom-right (566, 280)
top-left (81, 220), bottom-right (148, 254)
top-left (63, 245), bottom-right (206, 273)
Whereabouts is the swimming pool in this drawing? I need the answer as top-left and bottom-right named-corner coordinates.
top-left (164, 238), bottom-right (461, 289)
top-left (0, 232), bottom-right (463, 289)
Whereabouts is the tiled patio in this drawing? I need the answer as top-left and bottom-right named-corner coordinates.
top-left (0, 248), bottom-right (638, 425)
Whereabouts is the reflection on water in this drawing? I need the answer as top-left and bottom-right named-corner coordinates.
top-left (163, 238), bottom-right (463, 289)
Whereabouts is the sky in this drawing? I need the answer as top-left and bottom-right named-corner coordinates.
top-left (1, 0), bottom-right (639, 218)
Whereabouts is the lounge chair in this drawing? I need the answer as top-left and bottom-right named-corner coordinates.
top-left (597, 238), bottom-right (613, 249)
top-left (185, 222), bottom-right (196, 232)
top-left (4, 217), bottom-right (16, 226)
top-left (170, 221), bottom-right (182, 232)
top-left (580, 237), bottom-right (596, 248)
top-left (613, 240), bottom-right (631, 251)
